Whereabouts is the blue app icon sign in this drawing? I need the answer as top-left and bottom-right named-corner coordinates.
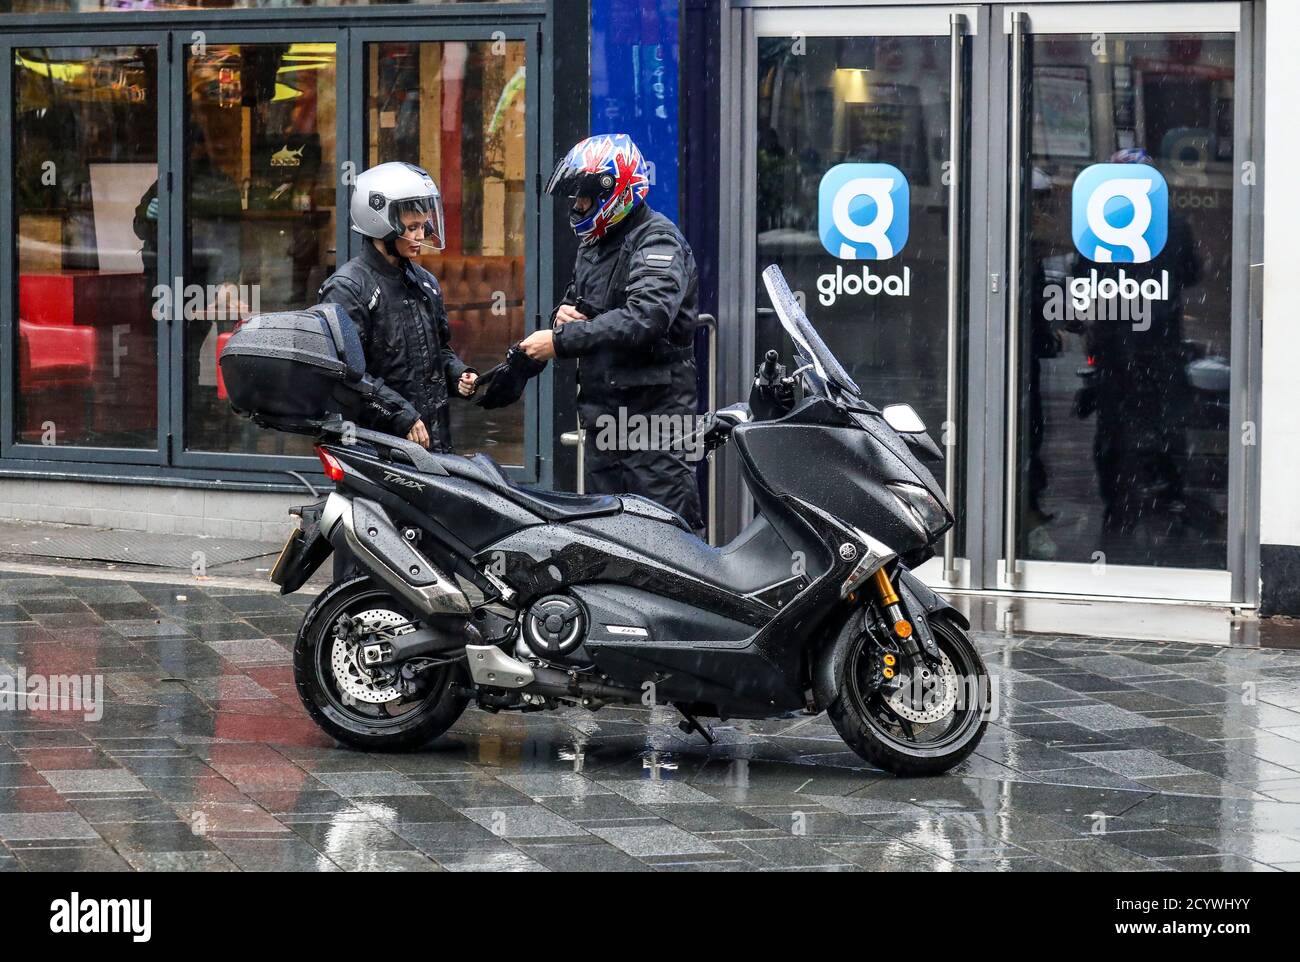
top-left (1071, 163), bottom-right (1168, 263)
top-left (818, 163), bottom-right (909, 260)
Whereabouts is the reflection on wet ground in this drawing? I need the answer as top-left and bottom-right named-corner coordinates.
top-left (2, 569), bottom-right (1300, 871)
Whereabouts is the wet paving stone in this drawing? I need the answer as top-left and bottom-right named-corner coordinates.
top-left (14, 842), bottom-right (134, 872)
top-left (586, 823), bottom-right (725, 857)
top-left (1046, 703), bottom-right (1162, 730)
top-left (314, 771), bottom-right (430, 798)
top-left (1156, 853), bottom-right (1281, 872)
top-left (597, 777), bottom-right (719, 805)
top-left (1, 569), bottom-right (1299, 870)
top-left (122, 850), bottom-right (240, 871)
top-left (461, 804), bottom-right (587, 839)
top-left (39, 769), bottom-right (149, 794)
top-left (1069, 749), bottom-right (1204, 779)
top-left (0, 811), bottom-right (100, 842)
top-left (211, 835), bottom-right (341, 872)
top-left (517, 839), bottom-right (652, 872)
top-left (349, 794), bottom-right (462, 824)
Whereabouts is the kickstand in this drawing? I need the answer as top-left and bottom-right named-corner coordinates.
top-left (676, 706), bottom-right (716, 745)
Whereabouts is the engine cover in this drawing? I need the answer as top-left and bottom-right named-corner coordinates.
top-left (523, 594), bottom-right (587, 658)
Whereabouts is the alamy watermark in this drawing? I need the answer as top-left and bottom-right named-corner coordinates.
top-left (152, 276), bottom-right (261, 322)
top-left (1041, 273), bottom-right (1158, 331)
top-left (591, 407), bottom-right (708, 462)
top-left (0, 670), bottom-right (104, 721)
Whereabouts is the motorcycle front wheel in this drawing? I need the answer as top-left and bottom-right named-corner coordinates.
top-left (293, 576), bottom-right (469, 751)
top-left (824, 612), bottom-right (989, 777)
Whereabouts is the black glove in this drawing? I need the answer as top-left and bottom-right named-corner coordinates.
top-left (473, 344), bottom-right (547, 410)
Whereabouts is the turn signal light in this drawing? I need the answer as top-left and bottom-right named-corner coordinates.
top-left (316, 445), bottom-right (345, 482)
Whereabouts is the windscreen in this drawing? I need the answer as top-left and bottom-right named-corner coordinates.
top-left (761, 264), bottom-right (861, 397)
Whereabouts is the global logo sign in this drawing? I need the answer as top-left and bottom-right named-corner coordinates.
top-left (1071, 163), bottom-right (1168, 264)
top-left (818, 163), bottom-right (909, 260)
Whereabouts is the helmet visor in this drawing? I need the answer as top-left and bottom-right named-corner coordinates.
top-left (387, 193), bottom-right (445, 251)
top-left (546, 161), bottom-right (610, 200)
top-left (545, 156), bottom-right (577, 197)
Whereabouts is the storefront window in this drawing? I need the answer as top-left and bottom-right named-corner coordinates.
top-left (366, 39), bottom-right (528, 466)
top-left (183, 42), bottom-right (337, 457)
top-left (14, 45), bottom-right (159, 449)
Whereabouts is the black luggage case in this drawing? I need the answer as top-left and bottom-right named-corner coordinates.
top-left (219, 304), bottom-right (370, 433)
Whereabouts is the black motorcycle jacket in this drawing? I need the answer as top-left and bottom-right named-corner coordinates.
top-left (552, 203), bottom-right (698, 422)
top-left (318, 242), bottom-right (472, 450)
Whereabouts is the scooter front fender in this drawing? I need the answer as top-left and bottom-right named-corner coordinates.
top-left (811, 565), bottom-right (967, 713)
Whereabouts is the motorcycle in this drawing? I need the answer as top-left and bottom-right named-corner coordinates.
top-left (225, 265), bottom-right (991, 776)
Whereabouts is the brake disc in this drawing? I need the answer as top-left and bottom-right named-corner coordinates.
top-left (887, 650), bottom-right (959, 724)
top-left (330, 608), bottom-right (409, 705)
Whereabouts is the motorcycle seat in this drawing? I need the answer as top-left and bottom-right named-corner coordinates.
top-left (454, 453), bottom-right (622, 522)
top-left (577, 511), bottom-right (801, 596)
top-left (657, 515), bottom-right (803, 595)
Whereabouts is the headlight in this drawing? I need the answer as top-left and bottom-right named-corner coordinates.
top-left (887, 481), bottom-right (950, 538)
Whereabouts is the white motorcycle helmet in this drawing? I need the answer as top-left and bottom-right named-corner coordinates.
top-left (350, 162), bottom-right (445, 250)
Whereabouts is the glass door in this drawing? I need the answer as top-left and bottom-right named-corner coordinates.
top-left (998, 2), bottom-right (1249, 601)
top-left (750, 5), bottom-right (978, 585)
top-left (350, 26), bottom-right (539, 479)
top-left (170, 29), bottom-right (342, 468)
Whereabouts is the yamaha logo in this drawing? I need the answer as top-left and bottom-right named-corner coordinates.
top-left (839, 543), bottom-right (858, 562)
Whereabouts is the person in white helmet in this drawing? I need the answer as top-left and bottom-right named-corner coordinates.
top-left (318, 162), bottom-right (477, 452)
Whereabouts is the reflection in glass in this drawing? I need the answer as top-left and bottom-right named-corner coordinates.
top-left (754, 35), bottom-right (961, 542)
top-left (14, 45), bottom-right (158, 449)
top-left (183, 42), bottom-right (337, 456)
top-left (1017, 34), bottom-right (1234, 570)
top-left (366, 40), bottom-right (528, 466)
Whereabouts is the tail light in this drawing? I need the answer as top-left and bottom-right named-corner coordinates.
top-left (315, 445), bottom-right (345, 482)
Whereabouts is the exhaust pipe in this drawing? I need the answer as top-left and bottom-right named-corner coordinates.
top-left (321, 493), bottom-right (470, 618)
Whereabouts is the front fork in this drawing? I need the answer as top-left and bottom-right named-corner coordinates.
top-left (869, 567), bottom-right (925, 680)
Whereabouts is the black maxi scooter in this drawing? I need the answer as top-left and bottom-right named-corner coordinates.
top-left (221, 265), bottom-right (990, 776)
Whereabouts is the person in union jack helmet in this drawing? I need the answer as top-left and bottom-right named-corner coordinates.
top-left (520, 133), bottom-right (703, 533)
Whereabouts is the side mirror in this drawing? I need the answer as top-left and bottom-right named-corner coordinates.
top-left (881, 403), bottom-right (926, 435)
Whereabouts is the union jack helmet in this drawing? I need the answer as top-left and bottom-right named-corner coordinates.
top-left (546, 133), bottom-right (650, 245)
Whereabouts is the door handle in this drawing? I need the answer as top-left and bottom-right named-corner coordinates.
top-left (697, 313), bottom-right (718, 544)
top-left (560, 428), bottom-right (584, 494)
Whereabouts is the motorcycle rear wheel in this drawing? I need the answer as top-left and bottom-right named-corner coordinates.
top-left (293, 576), bottom-right (468, 751)
top-left (825, 613), bottom-right (989, 777)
